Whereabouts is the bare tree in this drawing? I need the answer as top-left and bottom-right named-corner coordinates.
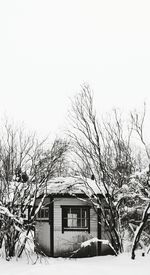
top-left (0, 121), bottom-right (69, 259)
top-left (130, 104), bottom-right (150, 259)
top-left (68, 85), bottom-right (134, 254)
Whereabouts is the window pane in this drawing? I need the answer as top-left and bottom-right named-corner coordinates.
top-left (62, 207), bottom-right (89, 231)
top-left (45, 208), bottom-right (49, 218)
top-left (71, 208), bottom-right (80, 218)
top-left (41, 209), bottom-right (44, 218)
top-left (72, 216), bottom-right (77, 227)
top-left (68, 213), bottom-right (77, 227)
top-left (82, 218), bottom-right (87, 227)
top-left (82, 209), bottom-right (87, 218)
top-left (77, 218), bottom-right (81, 227)
top-left (63, 208), bottom-right (68, 218)
top-left (67, 213), bottom-right (72, 227)
top-left (38, 211), bottom-right (41, 218)
top-left (63, 217), bottom-right (68, 227)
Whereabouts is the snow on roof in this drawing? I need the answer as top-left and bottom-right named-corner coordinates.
top-left (39, 176), bottom-right (102, 197)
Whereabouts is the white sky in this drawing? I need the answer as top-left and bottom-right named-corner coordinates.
top-left (0, 0), bottom-right (150, 138)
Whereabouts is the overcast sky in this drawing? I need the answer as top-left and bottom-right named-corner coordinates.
top-left (0, 0), bottom-right (150, 138)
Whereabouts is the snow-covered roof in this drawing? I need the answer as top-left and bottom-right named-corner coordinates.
top-left (39, 176), bottom-right (102, 197)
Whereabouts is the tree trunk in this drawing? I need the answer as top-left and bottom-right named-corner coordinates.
top-left (131, 202), bottom-right (150, 259)
top-left (17, 227), bottom-right (31, 258)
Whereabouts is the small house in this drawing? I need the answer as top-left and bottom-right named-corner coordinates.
top-left (35, 177), bottom-right (114, 257)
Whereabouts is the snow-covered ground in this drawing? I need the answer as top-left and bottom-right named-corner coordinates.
top-left (1, 252), bottom-right (150, 275)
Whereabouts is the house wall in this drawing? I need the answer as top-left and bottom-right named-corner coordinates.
top-left (35, 221), bottom-right (51, 256)
top-left (53, 197), bottom-right (98, 257)
top-left (35, 197), bottom-right (52, 256)
top-left (35, 196), bottom-right (114, 257)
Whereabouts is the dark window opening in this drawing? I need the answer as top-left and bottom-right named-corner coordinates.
top-left (37, 207), bottom-right (49, 220)
top-left (62, 206), bottom-right (90, 233)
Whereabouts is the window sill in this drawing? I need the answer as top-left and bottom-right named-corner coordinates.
top-left (63, 227), bottom-right (89, 233)
top-left (36, 218), bottom-right (49, 222)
